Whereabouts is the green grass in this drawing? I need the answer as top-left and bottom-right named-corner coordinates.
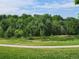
top-left (0, 47), bottom-right (79, 59)
top-left (0, 38), bottom-right (79, 46)
top-left (0, 35), bottom-right (79, 46)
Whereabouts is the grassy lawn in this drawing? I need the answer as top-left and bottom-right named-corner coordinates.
top-left (0, 47), bottom-right (79, 59)
top-left (0, 36), bottom-right (79, 46)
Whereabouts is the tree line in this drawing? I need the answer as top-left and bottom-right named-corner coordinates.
top-left (0, 14), bottom-right (79, 38)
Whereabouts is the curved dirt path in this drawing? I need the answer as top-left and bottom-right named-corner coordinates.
top-left (0, 44), bottom-right (79, 48)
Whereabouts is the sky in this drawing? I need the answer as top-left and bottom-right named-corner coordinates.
top-left (0, 0), bottom-right (79, 18)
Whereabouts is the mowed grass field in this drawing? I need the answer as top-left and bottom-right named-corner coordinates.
top-left (0, 35), bottom-right (79, 46)
top-left (1, 39), bottom-right (79, 46)
top-left (0, 47), bottom-right (79, 59)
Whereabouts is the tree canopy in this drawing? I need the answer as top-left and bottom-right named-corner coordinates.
top-left (0, 14), bottom-right (78, 38)
top-left (75, 0), bottom-right (79, 4)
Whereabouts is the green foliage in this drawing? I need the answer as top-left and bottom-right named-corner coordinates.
top-left (4, 26), bottom-right (15, 38)
top-left (63, 17), bottom-right (78, 35)
top-left (75, 0), bottom-right (79, 4)
top-left (0, 14), bottom-right (78, 38)
top-left (0, 27), bottom-right (4, 37)
top-left (14, 29), bottom-right (24, 38)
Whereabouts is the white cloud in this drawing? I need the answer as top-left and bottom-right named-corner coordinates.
top-left (33, 2), bottom-right (79, 9)
top-left (0, 0), bottom-right (35, 15)
top-left (0, 0), bottom-right (78, 15)
top-left (0, 0), bottom-right (34, 8)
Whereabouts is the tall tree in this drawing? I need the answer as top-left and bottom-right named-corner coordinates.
top-left (75, 0), bottom-right (79, 4)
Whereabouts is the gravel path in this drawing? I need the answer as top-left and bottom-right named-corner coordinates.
top-left (0, 44), bottom-right (79, 48)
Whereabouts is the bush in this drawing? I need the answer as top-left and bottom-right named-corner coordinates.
top-left (25, 35), bottom-right (79, 41)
